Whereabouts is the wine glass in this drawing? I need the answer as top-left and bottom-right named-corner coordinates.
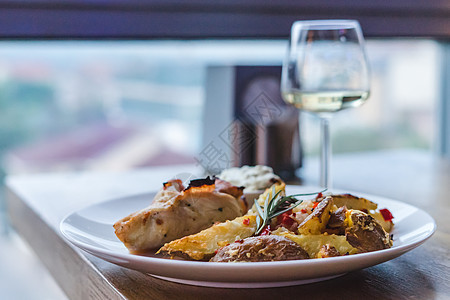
top-left (281, 20), bottom-right (370, 189)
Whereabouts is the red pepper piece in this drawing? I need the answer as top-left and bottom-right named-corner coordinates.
top-left (276, 209), bottom-right (292, 223)
top-left (380, 208), bottom-right (394, 222)
top-left (260, 225), bottom-right (271, 236)
top-left (277, 212), bottom-right (295, 228)
top-left (312, 202), bottom-right (319, 209)
top-left (300, 209), bottom-right (307, 214)
top-left (316, 192), bottom-right (323, 200)
top-left (275, 211), bottom-right (299, 232)
top-left (243, 218), bottom-right (250, 225)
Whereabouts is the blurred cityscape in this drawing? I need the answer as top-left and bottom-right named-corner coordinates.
top-left (0, 39), bottom-right (440, 177)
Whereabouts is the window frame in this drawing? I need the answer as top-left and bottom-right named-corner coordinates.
top-left (0, 0), bottom-right (449, 39)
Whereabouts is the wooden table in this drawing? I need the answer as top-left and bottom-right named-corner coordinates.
top-left (6, 150), bottom-right (450, 300)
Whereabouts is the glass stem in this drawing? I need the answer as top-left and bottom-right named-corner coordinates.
top-left (320, 117), bottom-right (332, 190)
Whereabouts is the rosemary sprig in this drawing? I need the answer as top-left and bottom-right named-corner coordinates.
top-left (254, 188), bottom-right (327, 235)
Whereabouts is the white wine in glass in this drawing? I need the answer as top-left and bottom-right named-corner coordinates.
top-left (281, 20), bottom-right (370, 189)
top-left (282, 90), bottom-right (369, 113)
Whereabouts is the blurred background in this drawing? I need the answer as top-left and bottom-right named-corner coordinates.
top-left (0, 1), bottom-right (448, 299)
top-left (0, 39), bottom-right (440, 176)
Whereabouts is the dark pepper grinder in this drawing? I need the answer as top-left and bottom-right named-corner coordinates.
top-left (232, 66), bottom-right (302, 181)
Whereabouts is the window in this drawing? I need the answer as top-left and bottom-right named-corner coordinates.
top-left (0, 39), bottom-right (442, 176)
top-left (301, 39), bottom-right (440, 156)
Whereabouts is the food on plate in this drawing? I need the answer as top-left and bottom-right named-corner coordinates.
top-left (157, 182), bottom-right (286, 260)
top-left (331, 194), bottom-right (377, 211)
top-left (275, 231), bottom-right (358, 258)
top-left (218, 165), bottom-right (282, 192)
top-left (156, 182), bottom-right (394, 262)
top-left (113, 168), bottom-right (394, 262)
top-left (316, 244), bottom-right (342, 258)
top-left (114, 177), bottom-right (246, 253)
top-left (325, 193), bottom-right (394, 233)
top-left (326, 206), bottom-right (348, 235)
top-left (371, 209), bottom-right (395, 233)
top-left (297, 196), bottom-right (333, 235)
top-left (210, 235), bottom-right (309, 262)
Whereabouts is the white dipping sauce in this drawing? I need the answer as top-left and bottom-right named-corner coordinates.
top-left (218, 165), bottom-right (280, 192)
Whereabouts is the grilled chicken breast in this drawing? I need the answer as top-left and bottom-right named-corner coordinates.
top-left (114, 177), bottom-right (246, 253)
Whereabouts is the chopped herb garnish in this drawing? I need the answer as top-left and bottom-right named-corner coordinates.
top-left (254, 187), bottom-right (327, 235)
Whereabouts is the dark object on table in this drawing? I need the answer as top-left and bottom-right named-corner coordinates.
top-left (204, 66), bottom-right (302, 181)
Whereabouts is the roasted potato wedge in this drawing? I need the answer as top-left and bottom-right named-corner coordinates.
top-left (157, 215), bottom-right (257, 260)
top-left (297, 196), bottom-right (333, 235)
top-left (277, 231), bottom-right (359, 258)
top-left (158, 182), bottom-right (286, 260)
top-left (345, 210), bottom-right (393, 252)
top-left (332, 194), bottom-right (377, 211)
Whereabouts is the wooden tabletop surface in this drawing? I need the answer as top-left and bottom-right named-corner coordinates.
top-left (5, 150), bottom-right (450, 300)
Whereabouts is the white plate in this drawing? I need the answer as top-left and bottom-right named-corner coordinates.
top-left (60, 186), bottom-right (436, 288)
